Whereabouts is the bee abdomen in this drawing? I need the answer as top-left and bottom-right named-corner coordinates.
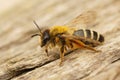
top-left (73, 29), bottom-right (104, 44)
top-left (98, 34), bottom-right (104, 42)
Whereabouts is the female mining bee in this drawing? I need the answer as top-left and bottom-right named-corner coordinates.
top-left (31, 11), bottom-right (104, 65)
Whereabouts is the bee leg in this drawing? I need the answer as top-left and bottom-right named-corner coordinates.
top-left (44, 45), bottom-right (49, 56)
top-left (45, 48), bottom-right (49, 56)
top-left (71, 39), bottom-right (101, 52)
top-left (84, 45), bottom-right (101, 52)
top-left (59, 46), bottom-right (65, 66)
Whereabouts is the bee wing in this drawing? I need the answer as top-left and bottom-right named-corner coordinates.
top-left (64, 11), bottom-right (97, 28)
top-left (61, 34), bottom-right (101, 52)
top-left (61, 34), bottom-right (101, 46)
top-left (61, 34), bottom-right (85, 48)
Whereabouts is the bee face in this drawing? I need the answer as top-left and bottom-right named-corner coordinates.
top-left (32, 21), bottom-right (51, 47)
top-left (41, 29), bottom-right (50, 47)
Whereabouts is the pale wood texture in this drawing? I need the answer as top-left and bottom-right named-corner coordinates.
top-left (0, 0), bottom-right (120, 80)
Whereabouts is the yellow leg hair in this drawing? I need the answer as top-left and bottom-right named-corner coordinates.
top-left (70, 39), bottom-right (101, 52)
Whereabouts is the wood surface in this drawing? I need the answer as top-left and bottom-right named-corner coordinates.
top-left (0, 0), bottom-right (120, 80)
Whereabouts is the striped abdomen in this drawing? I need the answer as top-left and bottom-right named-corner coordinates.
top-left (73, 29), bottom-right (104, 47)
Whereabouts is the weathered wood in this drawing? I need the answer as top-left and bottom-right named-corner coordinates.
top-left (0, 0), bottom-right (120, 80)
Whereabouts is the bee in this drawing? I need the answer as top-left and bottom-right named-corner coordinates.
top-left (31, 11), bottom-right (104, 66)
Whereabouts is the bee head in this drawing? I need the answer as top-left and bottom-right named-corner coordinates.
top-left (41, 29), bottom-right (50, 47)
top-left (31, 21), bottom-right (51, 47)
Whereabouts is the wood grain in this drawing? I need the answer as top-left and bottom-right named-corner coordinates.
top-left (0, 0), bottom-right (120, 80)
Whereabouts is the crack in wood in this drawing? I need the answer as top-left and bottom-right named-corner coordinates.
top-left (111, 58), bottom-right (120, 63)
top-left (8, 58), bottom-right (57, 80)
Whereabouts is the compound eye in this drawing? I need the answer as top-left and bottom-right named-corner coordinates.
top-left (41, 30), bottom-right (50, 47)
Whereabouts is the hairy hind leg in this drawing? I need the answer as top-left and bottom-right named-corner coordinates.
top-left (83, 45), bottom-right (101, 52)
top-left (70, 39), bottom-right (101, 52)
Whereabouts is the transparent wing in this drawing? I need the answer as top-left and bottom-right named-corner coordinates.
top-left (61, 34), bottom-right (100, 52)
top-left (61, 34), bottom-right (101, 46)
top-left (64, 11), bottom-right (97, 28)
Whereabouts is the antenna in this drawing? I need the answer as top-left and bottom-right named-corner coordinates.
top-left (33, 20), bottom-right (42, 35)
top-left (31, 34), bottom-right (40, 38)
